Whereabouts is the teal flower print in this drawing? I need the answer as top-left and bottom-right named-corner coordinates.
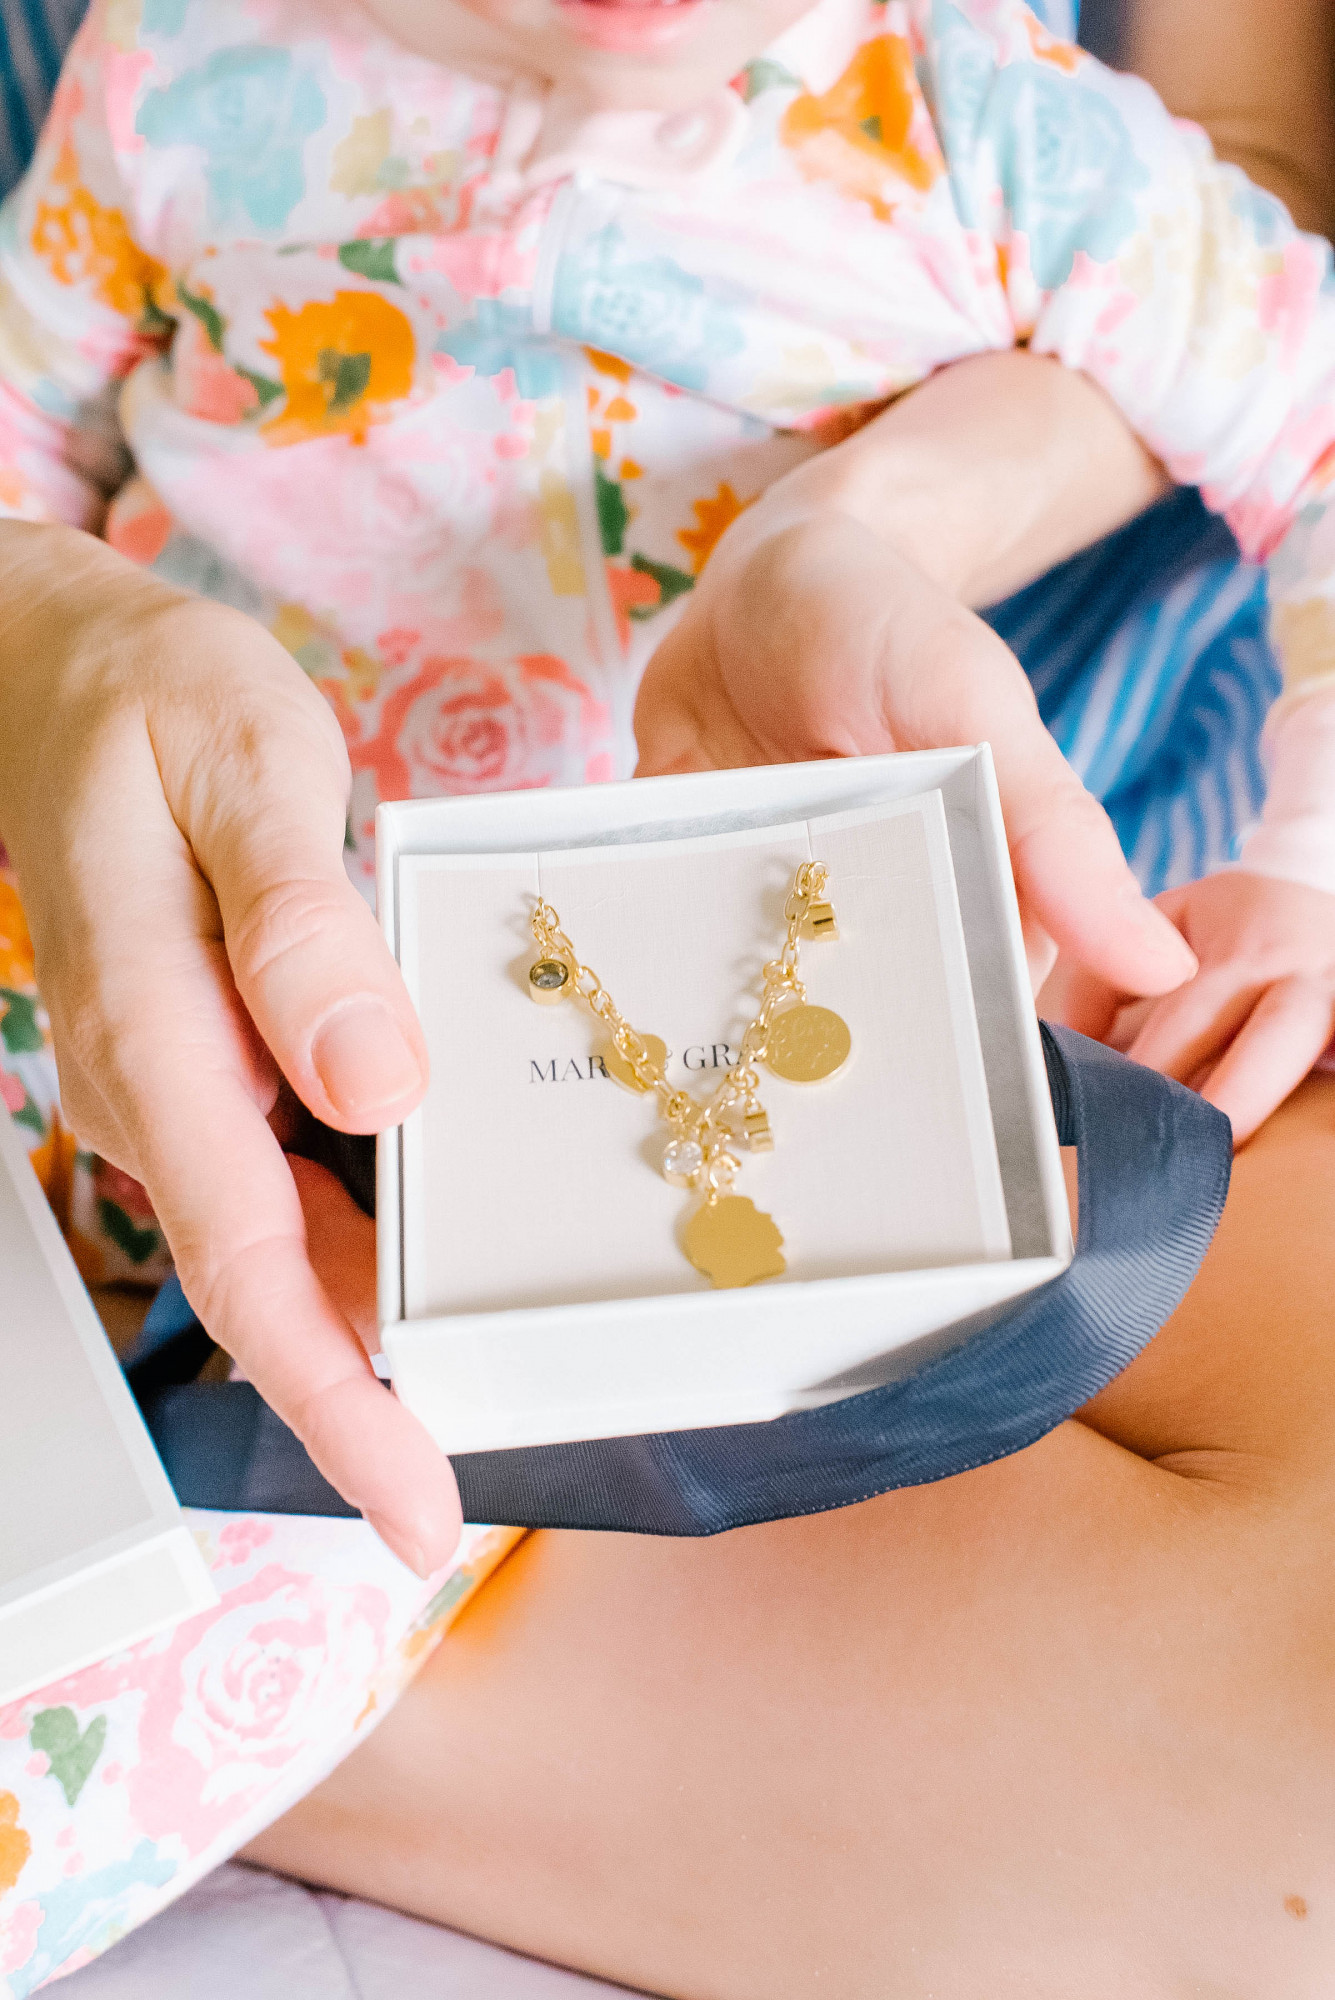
top-left (931, 2), bottom-right (1147, 289)
top-left (551, 225), bottom-right (744, 393)
top-left (1228, 177), bottom-right (1296, 249)
top-left (979, 66), bottom-right (1148, 288)
top-left (929, 0), bottom-right (999, 189)
top-left (136, 47), bottom-right (325, 233)
top-left (437, 301), bottom-right (564, 400)
top-left (142, 0), bottom-right (191, 33)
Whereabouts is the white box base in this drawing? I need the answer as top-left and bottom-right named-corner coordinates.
top-left (0, 1109), bottom-right (216, 1708)
top-left (378, 750), bottom-right (1071, 1454)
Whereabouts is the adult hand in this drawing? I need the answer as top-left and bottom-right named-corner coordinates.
top-left (635, 491), bottom-right (1196, 998)
top-left (0, 522), bottom-right (460, 1574)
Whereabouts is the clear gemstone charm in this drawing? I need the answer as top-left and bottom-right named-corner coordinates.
top-left (528, 957), bottom-right (570, 1004)
top-left (662, 1138), bottom-right (704, 1185)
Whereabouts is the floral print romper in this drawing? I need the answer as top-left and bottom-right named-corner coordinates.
top-left (5, 0), bottom-right (1335, 1984)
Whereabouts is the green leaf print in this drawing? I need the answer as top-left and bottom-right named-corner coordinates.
top-left (416, 1568), bottom-right (476, 1628)
top-left (595, 462), bottom-right (630, 557)
top-left (628, 552), bottom-right (696, 618)
top-left (237, 366), bottom-right (284, 409)
top-left (859, 115), bottom-right (884, 143)
top-left (338, 238), bottom-right (403, 284)
top-left (177, 281), bottom-right (226, 354)
top-left (11, 1089), bottom-right (45, 1137)
top-left (741, 58), bottom-right (800, 102)
top-left (319, 348), bottom-right (373, 413)
top-left (98, 1198), bottom-right (161, 1265)
top-left (139, 292), bottom-right (176, 340)
top-left (30, 1708), bottom-right (107, 1807)
top-left (0, 989), bottom-right (43, 1054)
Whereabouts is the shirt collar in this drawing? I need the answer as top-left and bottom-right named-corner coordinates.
top-left (490, 0), bottom-right (871, 194)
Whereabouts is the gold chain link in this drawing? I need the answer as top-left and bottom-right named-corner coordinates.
top-left (531, 861), bottom-right (829, 1202)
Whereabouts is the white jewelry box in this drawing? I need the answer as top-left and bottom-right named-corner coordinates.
top-left (0, 1109), bottom-right (216, 1709)
top-left (377, 749), bottom-right (1072, 1455)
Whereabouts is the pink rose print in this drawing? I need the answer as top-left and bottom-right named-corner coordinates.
top-left (104, 478), bottom-right (173, 568)
top-left (1, 1900), bottom-right (41, 1977)
top-left (216, 1520), bottom-right (274, 1568)
top-left (22, 1563), bottom-right (392, 1855)
top-left (162, 1572), bottom-right (386, 1815)
top-left (348, 653), bottom-right (613, 799)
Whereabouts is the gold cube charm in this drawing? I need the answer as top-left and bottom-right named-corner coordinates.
top-left (743, 1108), bottom-right (774, 1152)
top-left (804, 901), bottom-right (838, 942)
top-left (528, 957), bottom-right (571, 1004)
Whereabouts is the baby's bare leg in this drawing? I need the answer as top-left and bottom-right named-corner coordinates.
top-left (248, 1079), bottom-right (1335, 1999)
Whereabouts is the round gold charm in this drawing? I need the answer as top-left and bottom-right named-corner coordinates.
top-left (683, 1196), bottom-right (786, 1289)
top-left (602, 1033), bottom-right (667, 1092)
top-left (764, 1004), bottom-right (851, 1084)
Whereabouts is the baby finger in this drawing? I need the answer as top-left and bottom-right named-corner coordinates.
top-left (1198, 977), bottom-right (1335, 1145)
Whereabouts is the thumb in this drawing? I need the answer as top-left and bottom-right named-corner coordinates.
top-left (633, 611), bottom-right (767, 777)
top-left (990, 727), bottom-right (1197, 999)
top-left (170, 664), bottom-right (428, 1134)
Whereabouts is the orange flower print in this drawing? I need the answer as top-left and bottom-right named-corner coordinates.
top-left (28, 1108), bottom-right (76, 1236)
top-left (677, 482), bottom-right (756, 574)
top-left (347, 653), bottom-right (612, 798)
top-left (585, 348), bottom-right (633, 384)
top-left (0, 876), bottom-right (35, 991)
top-left (31, 142), bottom-right (168, 324)
top-left (606, 561), bottom-right (662, 650)
top-left (1023, 12), bottom-right (1081, 72)
top-left (781, 37), bottom-right (940, 221)
top-left (0, 1791), bottom-right (31, 1895)
top-left (259, 290), bottom-right (415, 445)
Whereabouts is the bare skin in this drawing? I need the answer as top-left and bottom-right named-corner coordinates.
top-left (1125, 0), bottom-right (1335, 238)
top-left (248, 1077), bottom-right (1335, 1998)
top-left (240, 14), bottom-right (1335, 1984)
top-left (0, 348), bottom-right (1185, 1571)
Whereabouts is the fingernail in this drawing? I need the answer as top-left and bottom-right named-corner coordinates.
top-left (312, 1001), bottom-right (424, 1120)
top-left (1140, 908), bottom-right (1197, 973)
top-left (1122, 888), bottom-right (1197, 973)
top-left (364, 1511), bottom-right (431, 1577)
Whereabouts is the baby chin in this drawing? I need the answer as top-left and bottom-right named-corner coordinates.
top-left (360, 0), bottom-right (819, 110)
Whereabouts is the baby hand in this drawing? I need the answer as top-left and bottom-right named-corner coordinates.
top-left (1053, 871), bottom-right (1335, 1143)
top-left (634, 490), bottom-right (1197, 999)
top-left (0, 523), bottom-right (460, 1572)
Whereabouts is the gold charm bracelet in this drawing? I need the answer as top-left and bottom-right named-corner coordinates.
top-left (526, 862), bottom-right (851, 1289)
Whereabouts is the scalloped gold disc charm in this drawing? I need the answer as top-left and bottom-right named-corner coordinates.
top-left (764, 1003), bottom-right (851, 1084)
top-left (602, 1033), bottom-right (668, 1092)
top-left (683, 1196), bottom-right (786, 1289)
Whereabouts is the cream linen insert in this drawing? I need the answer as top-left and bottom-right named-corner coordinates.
top-left (397, 791), bottom-right (1010, 1318)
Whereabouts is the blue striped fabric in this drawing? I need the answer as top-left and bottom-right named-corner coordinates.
top-left (984, 489), bottom-right (1278, 893)
top-left (0, 0), bottom-right (83, 192)
top-left (0, 0), bottom-right (1275, 903)
top-left (1028, 0), bottom-right (1077, 30)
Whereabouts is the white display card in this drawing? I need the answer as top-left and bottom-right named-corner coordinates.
top-left (397, 790), bottom-right (1009, 1321)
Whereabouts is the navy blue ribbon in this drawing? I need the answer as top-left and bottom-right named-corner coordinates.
top-left (131, 1026), bottom-right (1231, 1534)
